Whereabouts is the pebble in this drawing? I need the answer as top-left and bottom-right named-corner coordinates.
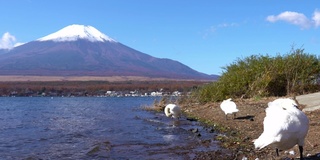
top-left (190, 128), bottom-right (199, 133)
top-left (241, 157), bottom-right (248, 160)
top-left (284, 150), bottom-right (295, 155)
top-left (288, 150), bottom-right (295, 155)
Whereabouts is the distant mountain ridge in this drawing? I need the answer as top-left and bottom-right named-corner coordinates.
top-left (0, 25), bottom-right (218, 80)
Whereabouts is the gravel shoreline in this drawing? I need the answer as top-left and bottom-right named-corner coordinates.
top-left (181, 97), bottom-right (320, 160)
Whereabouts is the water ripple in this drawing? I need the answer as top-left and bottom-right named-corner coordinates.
top-left (0, 97), bottom-right (219, 159)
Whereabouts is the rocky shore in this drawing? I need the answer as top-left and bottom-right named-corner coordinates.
top-left (181, 97), bottom-right (320, 160)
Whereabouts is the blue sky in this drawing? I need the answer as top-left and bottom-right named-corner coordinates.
top-left (0, 0), bottom-right (319, 75)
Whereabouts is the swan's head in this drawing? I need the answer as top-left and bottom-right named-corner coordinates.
top-left (164, 110), bottom-right (172, 117)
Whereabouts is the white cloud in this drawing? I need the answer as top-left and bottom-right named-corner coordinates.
top-left (0, 32), bottom-right (23, 49)
top-left (312, 10), bottom-right (320, 27)
top-left (266, 11), bottom-right (312, 29)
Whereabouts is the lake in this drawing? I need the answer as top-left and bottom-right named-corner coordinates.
top-left (0, 97), bottom-right (220, 159)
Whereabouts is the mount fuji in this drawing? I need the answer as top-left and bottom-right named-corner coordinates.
top-left (0, 24), bottom-right (218, 80)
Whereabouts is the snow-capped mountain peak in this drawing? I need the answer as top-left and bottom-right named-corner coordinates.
top-left (37, 24), bottom-right (116, 42)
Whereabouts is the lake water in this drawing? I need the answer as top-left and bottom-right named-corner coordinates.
top-left (0, 97), bottom-right (220, 159)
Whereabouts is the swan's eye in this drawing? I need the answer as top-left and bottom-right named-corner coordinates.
top-left (282, 107), bottom-right (286, 110)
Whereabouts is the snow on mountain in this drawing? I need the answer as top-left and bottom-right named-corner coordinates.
top-left (37, 24), bottom-right (116, 42)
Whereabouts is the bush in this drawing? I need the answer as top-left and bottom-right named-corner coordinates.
top-left (193, 47), bottom-right (320, 103)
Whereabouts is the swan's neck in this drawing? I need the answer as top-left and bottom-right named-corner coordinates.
top-left (164, 107), bottom-right (172, 117)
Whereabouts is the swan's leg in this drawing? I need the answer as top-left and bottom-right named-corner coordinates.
top-left (225, 114), bottom-right (227, 120)
top-left (233, 113), bottom-right (236, 119)
top-left (299, 145), bottom-right (303, 159)
top-left (276, 148), bottom-right (279, 156)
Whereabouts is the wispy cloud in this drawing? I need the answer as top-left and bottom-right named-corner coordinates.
top-left (203, 22), bottom-right (239, 39)
top-left (0, 32), bottom-right (24, 49)
top-left (266, 10), bottom-right (320, 29)
top-left (210, 22), bottom-right (239, 32)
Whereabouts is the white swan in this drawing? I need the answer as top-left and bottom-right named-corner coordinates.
top-left (253, 98), bottom-right (309, 159)
top-left (164, 104), bottom-right (181, 119)
top-left (220, 98), bottom-right (239, 120)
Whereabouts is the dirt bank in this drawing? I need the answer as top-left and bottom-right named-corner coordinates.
top-left (182, 97), bottom-right (320, 160)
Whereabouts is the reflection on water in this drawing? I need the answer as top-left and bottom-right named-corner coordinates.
top-left (0, 97), bottom-right (219, 159)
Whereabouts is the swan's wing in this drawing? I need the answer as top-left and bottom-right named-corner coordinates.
top-left (254, 106), bottom-right (289, 149)
top-left (264, 104), bottom-right (291, 134)
top-left (271, 98), bottom-right (297, 110)
top-left (263, 104), bottom-right (308, 143)
top-left (284, 109), bottom-right (309, 138)
top-left (170, 105), bottom-right (181, 118)
top-left (220, 101), bottom-right (238, 113)
top-left (267, 99), bottom-right (308, 133)
top-left (171, 105), bottom-right (181, 113)
top-left (220, 100), bottom-right (227, 112)
top-left (228, 101), bottom-right (238, 112)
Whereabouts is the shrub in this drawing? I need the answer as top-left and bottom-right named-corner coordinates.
top-left (193, 47), bottom-right (320, 103)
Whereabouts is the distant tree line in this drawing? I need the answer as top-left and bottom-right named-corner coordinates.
top-left (193, 47), bottom-right (320, 103)
top-left (0, 80), bottom-right (206, 97)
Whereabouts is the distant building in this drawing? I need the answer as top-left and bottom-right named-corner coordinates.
top-left (151, 91), bottom-right (162, 96)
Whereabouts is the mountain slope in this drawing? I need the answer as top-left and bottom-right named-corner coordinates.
top-left (0, 25), bottom-right (218, 80)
